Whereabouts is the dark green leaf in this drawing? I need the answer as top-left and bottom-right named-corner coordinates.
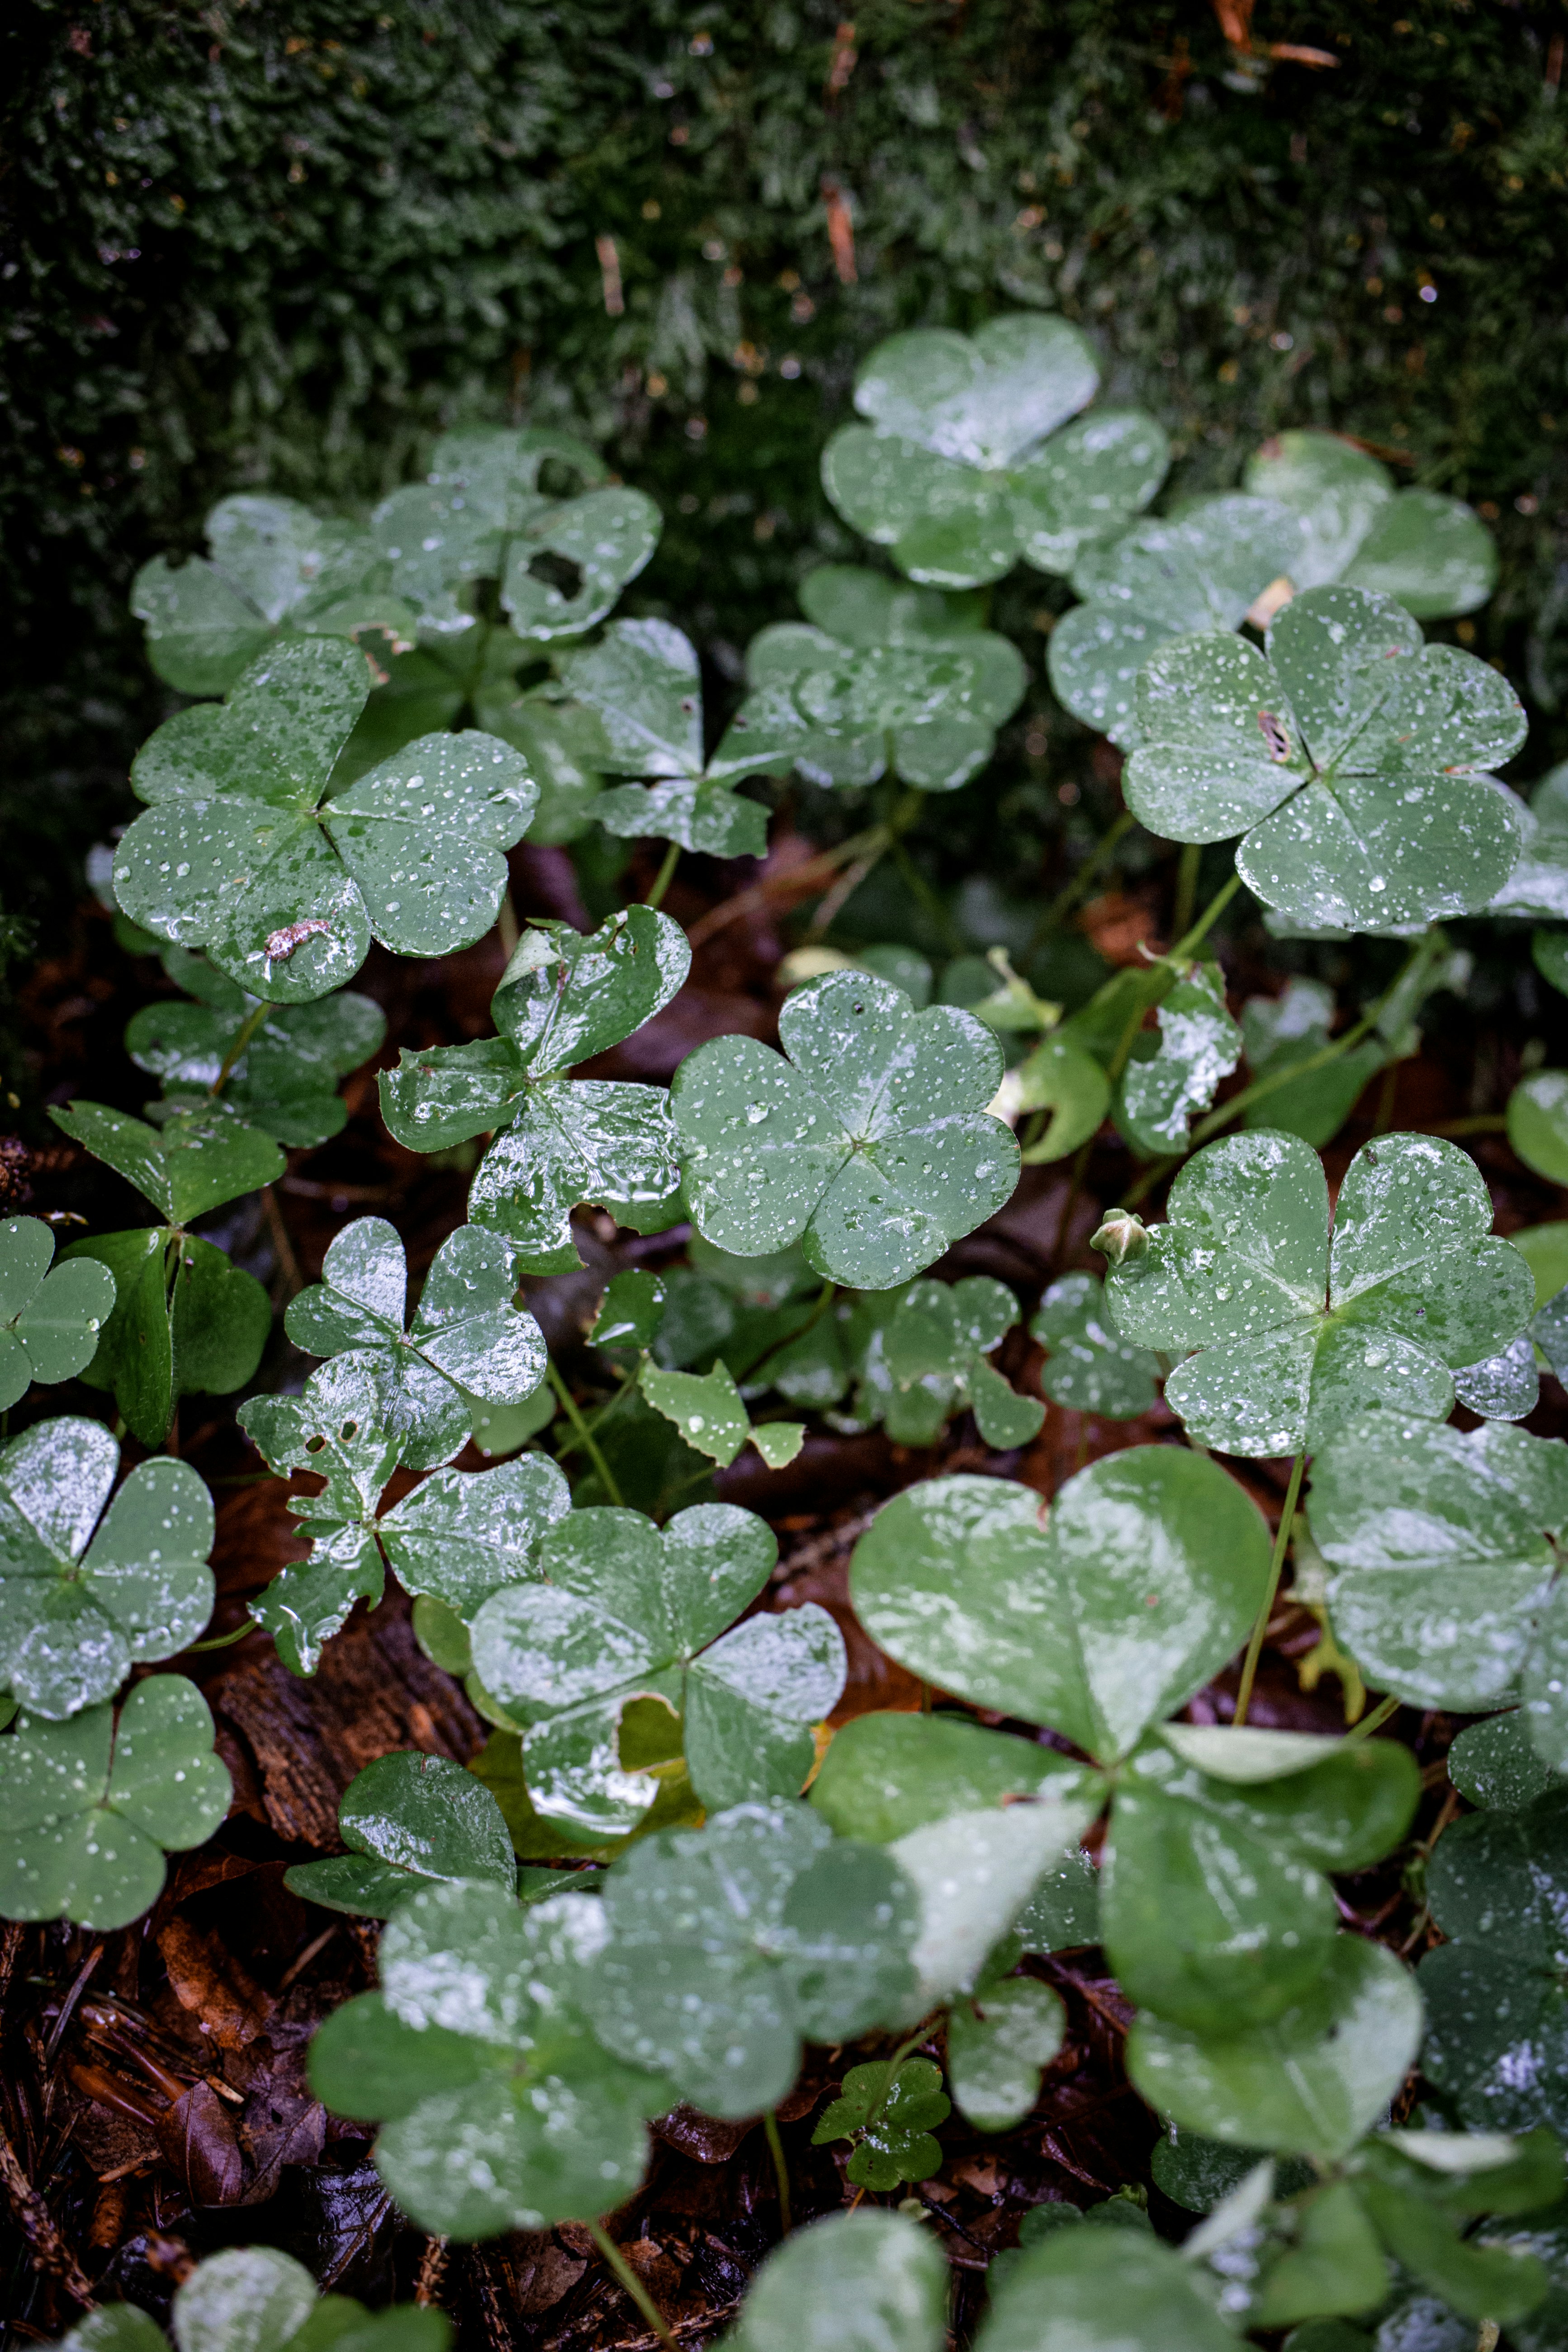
top-left (286, 1751), bottom-right (516, 1917)
top-left (1031, 1273), bottom-right (1160, 1418)
top-left (811, 2054), bottom-right (950, 2188)
top-left (50, 1099), bottom-right (284, 1225)
top-left (0, 1217), bottom-right (116, 1411)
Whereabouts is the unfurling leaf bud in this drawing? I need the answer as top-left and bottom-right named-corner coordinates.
top-left (1092, 1208), bottom-right (1150, 1267)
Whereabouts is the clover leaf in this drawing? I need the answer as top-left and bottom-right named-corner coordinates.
top-left (1114, 959), bottom-right (1242, 1157)
top-left (811, 1708), bottom-right (1095, 1843)
top-left (1123, 585), bottom-right (1528, 931)
top-left (371, 425), bottom-right (659, 642)
top-left (55, 2244), bottom-right (452, 2352)
top-left (1419, 1792), bottom-right (1568, 2136)
top-left (239, 1356), bottom-right (573, 1671)
top-left (745, 564), bottom-right (1027, 793)
top-left (468, 1503), bottom-right (845, 1835)
top-left (672, 970), bottom-right (1019, 1290)
top-left (1238, 976), bottom-right (1389, 1149)
top-left (380, 906), bottom-right (690, 1273)
top-left (0, 1416), bottom-right (215, 1718)
top-left (0, 1217), bottom-right (116, 1412)
top-left (979, 2230), bottom-right (1237, 2352)
top-left (1244, 432), bottom-right (1497, 619)
top-left (849, 1450), bottom-right (1270, 1762)
top-left (1128, 1933), bottom-right (1424, 2160)
top-left (1306, 1415), bottom-right (1568, 1733)
top-left (820, 317), bottom-right (1168, 590)
top-left (945, 1977), bottom-right (1066, 2133)
top-left (308, 1878), bottom-right (668, 2237)
top-left (1046, 493), bottom-right (1305, 748)
top-left (637, 1359), bottom-right (805, 1470)
top-left (52, 1096), bottom-right (284, 1226)
top-left (1448, 1708), bottom-right (1566, 1813)
top-left (126, 952), bottom-right (386, 1148)
top-left (0, 1673), bottom-right (231, 1929)
top-left (582, 1801), bottom-right (919, 2116)
top-left (132, 492), bottom-right (415, 697)
top-left (1030, 1272), bottom-right (1161, 1418)
top-left (1490, 764), bottom-right (1568, 923)
top-left (881, 1275), bottom-right (1044, 1448)
top-left (812, 2055), bottom-right (951, 2188)
top-left (286, 1217), bottom-right (547, 1470)
top-left (1101, 1130), bottom-right (1534, 1457)
top-left (722, 2210), bottom-right (947, 2352)
top-left (286, 1749), bottom-right (517, 1917)
top-left (559, 619), bottom-right (799, 854)
top-left (113, 637), bottom-right (539, 1003)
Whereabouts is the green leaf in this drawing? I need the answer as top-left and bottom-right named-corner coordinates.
top-left (1011, 408), bottom-right (1172, 574)
top-left (114, 639), bottom-right (538, 1002)
top-left (1307, 1416), bottom-right (1568, 1711)
top-left (286, 1216), bottom-right (547, 1470)
top-left (1151, 1725), bottom-right (1421, 1871)
top-left (0, 1217), bottom-right (116, 1411)
top-left (673, 970), bottom-right (1018, 1290)
top-left (1243, 433), bottom-right (1397, 593)
top-left (0, 1417), bottom-right (214, 1718)
top-left (127, 975), bottom-right (385, 1149)
top-left (895, 1799), bottom-right (1100, 2006)
top-left (1127, 1934), bottom-right (1423, 2159)
top-left (1103, 1130), bottom-right (1534, 1456)
top-left (500, 484), bottom-right (661, 640)
top-left (1046, 603), bottom-right (1180, 750)
top-left (723, 2210), bottom-right (947, 2352)
top-left (65, 1227), bottom-right (272, 1449)
top-left (1125, 586), bottom-right (1526, 931)
top-left (810, 1709), bottom-right (1094, 1843)
top-left (1031, 1273), bottom-right (1160, 1418)
top-left (1014, 1850), bottom-right (1101, 1953)
top-left (1251, 2180), bottom-right (1391, 2329)
top-left (1357, 2177), bottom-right (1549, 2324)
top-left (849, 1451), bottom-right (1270, 1762)
top-left (1447, 1711), bottom-right (1565, 1812)
top-left (638, 1359), bottom-right (752, 1467)
top-left (371, 425), bottom-right (613, 633)
top-left (684, 1603), bottom-right (844, 1809)
top-left (976, 2228), bottom-right (1236, 2352)
top-left (171, 2244), bottom-right (321, 2352)
top-left (51, 1099), bottom-right (284, 1223)
top-left (285, 1750), bottom-right (516, 1917)
top-left (1074, 492), bottom-right (1304, 644)
top-left (584, 1802), bottom-right (919, 2116)
top-left (947, 1977), bottom-right (1065, 2130)
top-left (852, 318), bottom-right (1100, 471)
top-left (380, 909), bottom-right (689, 1271)
top-left (1152, 2124), bottom-right (1303, 2215)
top-left (1012, 1030), bottom-right (1113, 1163)
top-left (597, 775), bottom-right (770, 857)
top-left (1245, 432), bottom-right (1497, 619)
top-left (382, 1452), bottom-right (573, 1617)
top-left (1509, 1072), bottom-right (1568, 1184)
top-left (0, 1674), bottom-right (230, 1930)
top-left (811, 2054), bottom-right (950, 2188)
top-left (1420, 1799), bottom-right (1568, 2136)
top-left (558, 618), bottom-right (703, 775)
top-left (1115, 961), bottom-right (1242, 1157)
top-left (592, 1270), bottom-right (666, 1351)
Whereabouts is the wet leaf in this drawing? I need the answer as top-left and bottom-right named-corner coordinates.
top-left (0, 1674), bottom-right (231, 1930)
top-left (127, 964), bottom-right (385, 1149)
top-left (0, 1216), bottom-right (116, 1412)
top-left (1244, 432), bottom-right (1497, 618)
top-left (1103, 1130), bottom-right (1533, 1457)
top-left (810, 1708), bottom-right (1094, 1843)
top-left (638, 1357), bottom-right (805, 1472)
top-left (723, 2209), bottom-right (947, 2352)
top-left (849, 1451), bottom-right (1270, 1762)
top-left (673, 969), bottom-right (1018, 1289)
top-left (811, 2054), bottom-right (950, 2188)
top-left (501, 484), bottom-right (661, 640)
top-left (64, 1225), bottom-right (272, 1450)
top-left (1031, 1272), bottom-right (1160, 1418)
top-left (1125, 586), bottom-right (1526, 931)
top-left (287, 1216), bottom-right (547, 1470)
top-left (114, 639), bottom-right (538, 1002)
top-left (592, 1270), bottom-right (667, 1351)
top-left (1115, 961), bottom-right (1242, 1157)
top-left (976, 2227), bottom-right (1236, 2352)
top-left (1307, 1416), bottom-right (1568, 1716)
top-left (0, 1416), bottom-right (214, 1717)
top-left (51, 1098), bottom-right (284, 1225)
top-left (1420, 1796), bottom-right (1568, 2137)
top-left (947, 1977), bottom-right (1065, 2130)
top-left (1446, 1711), bottom-right (1565, 1812)
top-left (1128, 1934), bottom-right (1423, 2159)
top-left (584, 1802), bottom-right (919, 2116)
top-left (893, 1801), bottom-right (1101, 2005)
top-left (380, 907), bottom-right (690, 1271)
top-left (285, 1750), bottom-right (517, 1917)
top-left (1454, 1336), bottom-right (1541, 1422)
top-left (1509, 1072), bottom-right (1568, 1185)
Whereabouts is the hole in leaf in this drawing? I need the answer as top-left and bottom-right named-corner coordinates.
top-left (341, 1421), bottom-right (358, 1440)
top-left (526, 548), bottom-right (584, 601)
top-left (537, 454), bottom-right (592, 500)
top-left (305, 1434), bottom-right (327, 1454)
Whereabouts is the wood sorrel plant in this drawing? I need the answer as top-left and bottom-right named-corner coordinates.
top-left (10, 347), bottom-right (1568, 2352)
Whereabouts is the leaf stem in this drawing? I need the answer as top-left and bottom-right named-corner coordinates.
top-left (763, 2109), bottom-right (792, 2235)
top-left (546, 1360), bottom-right (625, 1505)
top-left (643, 842), bottom-right (681, 911)
top-left (185, 1618), bottom-right (256, 1654)
top-left (887, 831), bottom-right (966, 956)
top-left (1342, 1691), bottom-right (1401, 1745)
top-left (1171, 841), bottom-right (1202, 947)
top-left (731, 1279), bottom-right (836, 1386)
top-left (1028, 809), bottom-right (1137, 955)
top-left (686, 823), bottom-right (888, 948)
top-left (587, 2220), bottom-right (678, 2352)
top-left (497, 887), bottom-right (521, 962)
top-left (1171, 868), bottom-right (1242, 958)
top-left (1233, 1450), bottom-right (1306, 1726)
top-left (211, 999), bottom-right (272, 1096)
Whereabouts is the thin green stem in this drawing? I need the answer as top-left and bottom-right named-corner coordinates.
top-left (887, 833), bottom-right (965, 956)
top-left (1233, 1451), bottom-right (1306, 1727)
top-left (863, 2024), bottom-right (935, 2131)
top-left (732, 1280), bottom-right (836, 1386)
top-left (546, 1361), bottom-right (624, 1505)
top-left (186, 1618), bottom-right (256, 1654)
top-left (1171, 841), bottom-right (1202, 947)
top-left (1171, 868), bottom-right (1242, 958)
top-left (497, 887), bottom-right (521, 962)
top-left (1342, 1692), bottom-right (1401, 1745)
top-left (587, 2220), bottom-right (678, 2352)
top-left (211, 1000), bottom-right (271, 1096)
top-left (763, 2110), bottom-right (792, 2235)
top-left (554, 1366), bottom-right (636, 1460)
top-left (1426, 1114), bottom-right (1508, 1137)
top-left (1027, 810), bottom-right (1136, 955)
top-left (643, 842), bottom-right (681, 911)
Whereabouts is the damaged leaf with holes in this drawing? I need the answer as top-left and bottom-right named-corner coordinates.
top-left (821, 317), bottom-right (1169, 590)
top-left (467, 1503), bottom-right (844, 1835)
top-left (1114, 960), bottom-right (1243, 1158)
top-left (1099, 1129), bottom-right (1534, 1457)
top-left (112, 636), bottom-right (539, 1002)
top-left (380, 906), bottom-right (691, 1273)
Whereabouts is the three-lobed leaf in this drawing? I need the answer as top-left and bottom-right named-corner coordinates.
top-left (0, 1217), bottom-right (116, 1413)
